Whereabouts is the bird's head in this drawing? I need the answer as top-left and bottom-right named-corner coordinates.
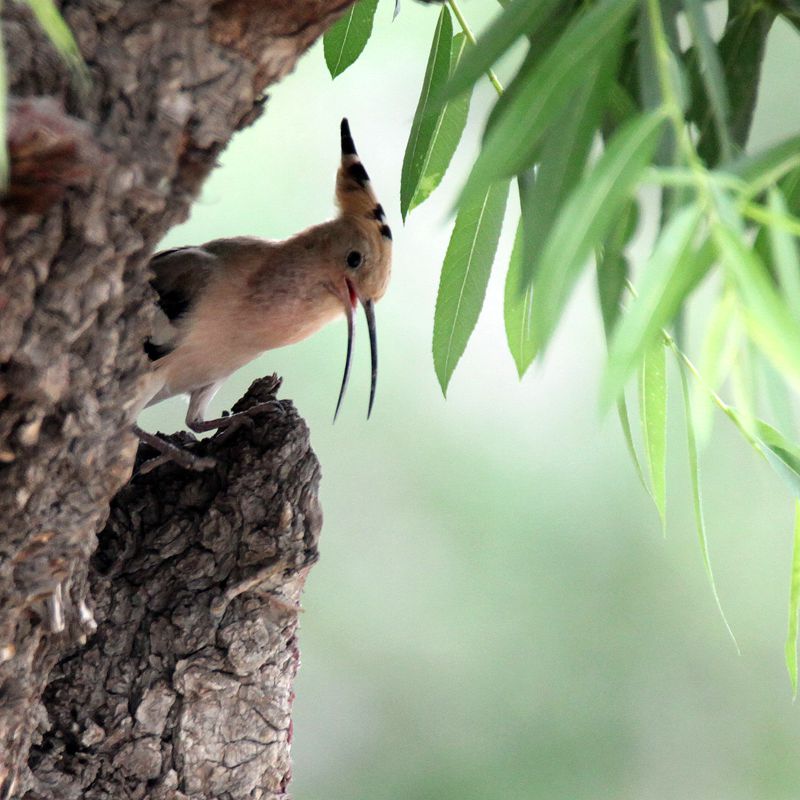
top-left (328, 117), bottom-right (393, 420)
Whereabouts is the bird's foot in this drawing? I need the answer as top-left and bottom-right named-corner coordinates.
top-left (132, 424), bottom-right (216, 475)
top-left (189, 399), bottom-right (286, 443)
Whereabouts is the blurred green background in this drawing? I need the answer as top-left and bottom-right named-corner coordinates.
top-left (138, 3), bottom-right (800, 797)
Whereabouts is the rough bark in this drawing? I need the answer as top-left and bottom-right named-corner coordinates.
top-left (0, 1), bottom-right (346, 796)
top-left (26, 376), bottom-right (322, 800)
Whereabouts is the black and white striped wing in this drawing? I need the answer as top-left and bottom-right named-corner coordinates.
top-left (145, 245), bottom-right (217, 361)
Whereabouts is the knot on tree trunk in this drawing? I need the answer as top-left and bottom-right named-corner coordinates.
top-left (23, 376), bottom-right (322, 800)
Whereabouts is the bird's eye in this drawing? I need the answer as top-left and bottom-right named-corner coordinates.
top-left (346, 250), bottom-right (363, 269)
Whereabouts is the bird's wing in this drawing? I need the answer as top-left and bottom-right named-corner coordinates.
top-left (150, 245), bottom-right (219, 320)
top-left (145, 245), bottom-right (218, 361)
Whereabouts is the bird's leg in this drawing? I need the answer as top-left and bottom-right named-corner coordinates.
top-left (132, 382), bottom-right (219, 472)
top-left (133, 380), bottom-right (285, 474)
top-left (187, 401), bottom-right (284, 434)
top-left (186, 382), bottom-right (284, 441)
top-left (132, 424), bottom-right (216, 472)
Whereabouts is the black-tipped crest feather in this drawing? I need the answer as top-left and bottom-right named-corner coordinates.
top-left (340, 118), bottom-right (357, 156)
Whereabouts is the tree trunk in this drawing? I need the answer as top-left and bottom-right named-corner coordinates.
top-left (27, 377), bottom-right (322, 800)
top-left (0, 2), bottom-right (345, 796)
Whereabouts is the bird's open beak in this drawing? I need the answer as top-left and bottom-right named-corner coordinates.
top-left (334, 278), bottom-right (378, 421)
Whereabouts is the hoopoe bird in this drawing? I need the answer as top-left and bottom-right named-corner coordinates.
top-left (133, 119), bottom-right (392, 469)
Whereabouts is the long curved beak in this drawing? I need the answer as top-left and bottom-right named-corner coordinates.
top-left (362, 298), bottom-right (377, 419)
top-left (333, 280), bottom-right (378, 421)
top-left (334, 280), bottom-right (357, 422)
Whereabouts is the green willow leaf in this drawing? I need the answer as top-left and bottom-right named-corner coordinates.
top-left (409, 33), bottom-right (471, 215)
top-left (597, 251), bottom-right (629, 336)
top-left (692, 291), bottom-right (737, 446)
top-left (722, 380), bottom-right (800, 481)
top-left (759, 353), bottom-right (796, 436)
top-left (776, 164), bottom-right (800, 218)
top-left (603, 205), bottom-right (709, 410)
top-left (595, 212), bottom-right (650, 494)
top-left (636, 0), bottom-right (663, 113)
top-left (767, 187), bottom-right (800, 321)
top-left (754, 419), bottom-right (800, 497)
top-left (433, 179), bottom-right (511, 395)
top-left (606, 81), bottom-right (639, 128)
top-left (714, 223), bottom-right (800, 393)
top-left (787, 501), bottom-right (800, 698)
top-left (444, 0), bottom-right (563, 100)
top-left (677, 356), bottom-right (739, 650)
top-left (636, 0), bottom-right (680, 164)
top-left (400, 6), bottom-right (453, 220)
top-left (639, 0), bottom-right (686, 166)
top-left (730, 339), bottom-right (757, 437)
top-left (693, 4), bottom-right (776, 165)
top-left (532, 110), bottom-right (666, 355)
top-left (597, 200), bottom-right (637, 336)
top-left (618, 396), bottom-right (651, 495)
top-left (504, 218), bottom-right (536, 377)
top-left (724, 134), bottom-right (800, 190)
top-left (24, 0), bottom-right (88, 84)
top-left (459, 0), bottom-right (637, 204)
top-left (640, 338), bottom-right (667, 530)
top-left (753, 166), bottom-right (800, 278)
top-left (323, 0), bottom-right (380, 79)
top-left (518, 54), bottom-right (618, 293)
top-left (481, 1), bottom-right (581, 143)
top-left (683, 0), bottom-right (733, 160)
top-left (744, 199), bottom-right (800, 238)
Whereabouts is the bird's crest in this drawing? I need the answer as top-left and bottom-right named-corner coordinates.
top-left (336, 118), bottom-right (392, 243)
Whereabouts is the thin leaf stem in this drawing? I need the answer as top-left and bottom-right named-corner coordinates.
top-left (682, 0), bottom-right (733, 161)
top-left (742, 153), bottom-right (800, 199)
top-left (644, 0), bottom-right (725, 229)
top-left (742, 201), bottom-right (800, 238)
top-left (446, 0), bottom-right (505, 96)
top-left (618, 44), bottom-right (777, 447)
top-left (643, 166), bottom-right (747, 193)
top-left (643, 0), bottom-right (775, 360)
top-left (645, 0), bottom-right (700, 171)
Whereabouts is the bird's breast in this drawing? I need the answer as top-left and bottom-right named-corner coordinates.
top-left (249, 289), bottom-right (344, 349)
top-left (153, 282), bottom-right (343, 399)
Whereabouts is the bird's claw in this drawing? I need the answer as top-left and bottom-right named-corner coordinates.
top-left (211, 400), bottom-right (283, 443)
top-left (243, 399), bottom-right (286, 418)
top-left (136, 451), bottom-right (216, 477)
top-left (132, 425), bottom-right (217, 476)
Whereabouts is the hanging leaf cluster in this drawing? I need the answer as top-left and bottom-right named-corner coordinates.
top-left (327, 0), bottom-right (800, 689)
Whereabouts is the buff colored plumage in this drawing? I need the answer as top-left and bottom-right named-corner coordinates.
top-left (134, 119), bottom-right (392, 468)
